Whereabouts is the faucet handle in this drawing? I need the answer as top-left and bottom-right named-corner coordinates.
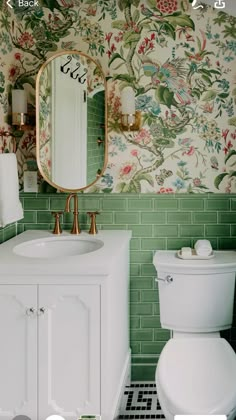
top-left (51, 211), bottom-right (63, 234)
top-left (87, 211), bottom-right (100, 235)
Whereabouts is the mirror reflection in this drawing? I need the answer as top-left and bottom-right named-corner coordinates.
top-left (36, 51), bottom-right (107, 191)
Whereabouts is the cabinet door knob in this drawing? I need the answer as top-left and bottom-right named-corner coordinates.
top-left (26, 307), bottom-right (36, 316)
top-left (38, 307), bottom-right (46, 315)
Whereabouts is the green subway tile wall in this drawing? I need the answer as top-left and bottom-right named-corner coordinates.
top-left (1, 192), bottom-right (236, 380)
top-left (87, 92), bottom-right (105, 185)
top-left (0, 223), bottom-right (17, 244)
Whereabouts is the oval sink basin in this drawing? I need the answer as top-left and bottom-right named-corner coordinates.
top-left (13, 236), bottom-right (104, 259)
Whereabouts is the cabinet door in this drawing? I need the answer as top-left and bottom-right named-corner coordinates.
top-left (0, 285), bottom-right (37, 420)
top-left (38, 285), bottom-right (100, 420)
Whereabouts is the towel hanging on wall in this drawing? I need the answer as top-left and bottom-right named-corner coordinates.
top-left (0, 153), bottom-right (23, 227)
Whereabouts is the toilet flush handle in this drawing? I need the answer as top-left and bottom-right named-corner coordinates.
top-left (156, 275), bottom-right (173, 284)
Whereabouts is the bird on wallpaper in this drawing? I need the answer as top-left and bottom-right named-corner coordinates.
top-left (210, 156), bottom-right (219, 170)
top-left (142, 57), bottom-right (193, 107)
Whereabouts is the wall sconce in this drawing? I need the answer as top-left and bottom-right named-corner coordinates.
top-left (12, 89), bottom-right (27, 127)
top-left (121, 86), bottom-right (141, 131)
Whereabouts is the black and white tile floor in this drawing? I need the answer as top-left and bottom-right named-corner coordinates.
top-left (118, 382), bottom-right (165, 419)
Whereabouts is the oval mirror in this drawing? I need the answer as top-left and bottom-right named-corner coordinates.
top-left (36, 51), bottom-right (107, 192)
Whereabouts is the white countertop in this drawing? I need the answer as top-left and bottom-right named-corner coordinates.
top-left (0, 230), bottom-right (132, 277)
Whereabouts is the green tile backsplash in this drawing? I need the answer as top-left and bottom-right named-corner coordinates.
top-left (0, 224), bottom-right (17, 243)
top-left (1, 193), bottom-right (236, 381)
top-left (87, 92), bottom-right (105, 185)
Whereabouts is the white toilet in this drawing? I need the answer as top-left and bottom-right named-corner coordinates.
top-left (153, 250), bottom-right (236, 419)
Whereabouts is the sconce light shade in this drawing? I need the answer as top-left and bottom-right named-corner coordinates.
top-left (121, 86), bottom-right (135, 115)
top-left (12, 89), bottom-right (27, 126)
top-left (121, 86), bottom-right (141, 131)
top-left (12, 89), bottom-right (27, 113)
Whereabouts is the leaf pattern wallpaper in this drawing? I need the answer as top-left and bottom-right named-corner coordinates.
top-left (38, 62), bottom-right (52, 181)
top-left (0, 0), bottom-right (236, 193)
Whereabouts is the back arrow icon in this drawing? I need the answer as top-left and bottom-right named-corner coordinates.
top-left (7, 0), bottom-right (13, 8)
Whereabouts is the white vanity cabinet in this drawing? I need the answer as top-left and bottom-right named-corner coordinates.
top-left (0, 230), bottom-right (131, 420)
top-left (0, 284), bottom-right (100, 420)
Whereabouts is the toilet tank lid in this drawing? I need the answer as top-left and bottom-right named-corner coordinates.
top-left (157, 338), bottom-right (236, 415)
top-left (153, 250), bottom-right (236, 274)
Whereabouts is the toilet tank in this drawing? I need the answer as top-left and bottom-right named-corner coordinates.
top-left (153, 251), bottom-right (236, 332)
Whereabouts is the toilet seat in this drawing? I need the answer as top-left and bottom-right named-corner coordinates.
top-left (156, 338), bottom-right (236, 415)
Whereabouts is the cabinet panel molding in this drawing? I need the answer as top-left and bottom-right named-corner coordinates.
top-left (38, 285), bottom-right (100, 419)
top-left (0, 285), bottom-right (37, 420)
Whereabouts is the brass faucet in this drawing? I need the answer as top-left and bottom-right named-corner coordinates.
top-left (65, 193), bottom-right (81, 234)
top-left (51, 211), bottom-right (63, 234)
top-left (87, 211), bottom-right (100, 234)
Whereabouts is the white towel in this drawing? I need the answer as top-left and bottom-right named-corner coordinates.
top-left (194, 239), bottom-right (212, 257)
top-left (0, 153), bottom-right (23, 227)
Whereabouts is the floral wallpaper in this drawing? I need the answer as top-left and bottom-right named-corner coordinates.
top-left (38, 62), bottom-right (52, 180)
top-left (0, 0), bottom-right (236, 193)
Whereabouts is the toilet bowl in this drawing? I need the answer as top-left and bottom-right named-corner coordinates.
top-left (156, 337), bottom-right (236, 420)
top-left (153, 250), bottom-right (236, 419)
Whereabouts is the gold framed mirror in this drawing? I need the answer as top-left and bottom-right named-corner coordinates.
top-left (36, 50), bottom-right (107, 192)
